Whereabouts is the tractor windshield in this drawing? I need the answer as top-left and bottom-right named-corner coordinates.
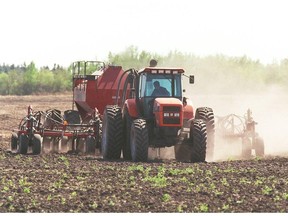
top-left (139, 73), bottom-right (182, 98)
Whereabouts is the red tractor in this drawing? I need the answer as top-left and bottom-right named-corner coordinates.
top-left (101, 60), bottom-right (215, 162)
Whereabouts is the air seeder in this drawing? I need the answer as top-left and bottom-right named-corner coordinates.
top-left (11, 60), bottom-right (217, 162)
top-left (11, 61), bottom-right (124, 155)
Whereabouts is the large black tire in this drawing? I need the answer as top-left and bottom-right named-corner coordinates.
top-left (254, 136), bottom-right (264, 157)
top-left (195, 107), bottom-right (215, 161)
top-left (32, 134), bottom-right (42, 155)
top-left (101, 105), bottom-right (123, 160)
top-left (130, 119), bottom-right (149, 162)
top-left (86, 136), bottom-right (96, 154)
top-left (242, 137), bottom-right (252, 159)
top-left (123, 110), bottom-right (132, 160)
top-left (11, 132), bottom-right (18, 151)
top-left (19, 134), bottom-right (29, 154)
top-left (190, 119), bottom-right (207, 163)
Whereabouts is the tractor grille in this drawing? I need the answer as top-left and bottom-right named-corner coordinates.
top-left (163, 106), bottom-right (181, 112)
top-left (163, 106), bottom-right (181, 124)
top-left (163, 118), bottom-right (180, 124)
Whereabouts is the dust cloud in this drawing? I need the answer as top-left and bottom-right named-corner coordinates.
top-left (186, 84), bottom-right (288, 161)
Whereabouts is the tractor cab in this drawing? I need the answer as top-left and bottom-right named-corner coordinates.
top-left (136, 67), bottom-right (184, 119)
top-left (101, 60), bottom-right (211, 162)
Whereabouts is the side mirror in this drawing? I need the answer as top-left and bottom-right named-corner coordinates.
top-left (189, 75), bottom-right (194, 84)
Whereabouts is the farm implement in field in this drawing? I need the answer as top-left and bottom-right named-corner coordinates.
top-left (215, 109), bottom-right (264, 158)
top-left (11, 59), bottom-right (264, 162)
top-left (11, 105), bottom-right (101, 154)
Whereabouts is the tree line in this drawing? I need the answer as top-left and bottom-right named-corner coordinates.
top-left (0, 62), bottom-right (71, 95)
top-left (0, 46), bottom-right (287, 95)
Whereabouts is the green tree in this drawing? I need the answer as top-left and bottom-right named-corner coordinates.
top-left (22, 62), bottom-right (38, 94)
top-left (52, 67), bottom-right (72, 92)
top-left (35, 69), bottom-right (54, 93)
top-left (0, 73), bottom-right (9, 94)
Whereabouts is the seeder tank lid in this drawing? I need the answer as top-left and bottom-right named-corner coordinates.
top-left (138, 67), bottom-right (185, 74)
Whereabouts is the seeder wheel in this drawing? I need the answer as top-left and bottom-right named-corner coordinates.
top-left (19, 134), bottom-right (29, 154)
top-left (11, 132), bottom-right (18, 151)
top-left (32, 134), bottom-right (42, 155)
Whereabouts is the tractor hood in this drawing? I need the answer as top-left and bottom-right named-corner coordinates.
top-left (153, 98), bottom-right (183, 127)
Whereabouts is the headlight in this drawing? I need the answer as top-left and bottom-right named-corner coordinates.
top-left (174, 113), bottom-right (180, 117)
top-left (164, 113), bottom-right (169, 117)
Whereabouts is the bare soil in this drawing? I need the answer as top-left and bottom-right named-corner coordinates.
top-left (0, 94), bottom-right (287, 213)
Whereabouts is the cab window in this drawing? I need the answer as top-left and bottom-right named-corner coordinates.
top-left (139, 73), bottom-right (181, 98)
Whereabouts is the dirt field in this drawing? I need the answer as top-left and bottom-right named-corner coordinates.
top-left (0, 94), bottom-right (288, 212)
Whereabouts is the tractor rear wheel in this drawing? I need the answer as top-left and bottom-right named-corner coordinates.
top-left (254, 136), bottom-right (264, 157)
top-left (130, 119), bottom-right (149, 162)
top-left (19, 134), bottom-right (29, 154)
top-left (242, 137), bottom-right (252, 159)
top-left (123, 110), bottom-right (132, 160)
top-left (32, 134), bottom-right (42, 155)
top-left (101, 105), bottom-right (123, 160)
top-left (86, 136), bottom-right (96, 154)
top-left (190, 119), bottom-right (207, 162)
top-left (195, 107), bottom-right (215, 161)
top-left (11, 132), bottom-right (18, 151)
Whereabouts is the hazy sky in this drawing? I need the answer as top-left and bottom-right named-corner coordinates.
top-left (0, 0), bottom-right (287, 67)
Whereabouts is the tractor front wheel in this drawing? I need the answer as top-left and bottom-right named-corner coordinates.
top-left (130, 119), bottom-right (149, 162)
top-left (101, 105), bottom-right (123, 160)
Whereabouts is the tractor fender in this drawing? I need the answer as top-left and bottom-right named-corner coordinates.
top-left (183, 97), bottom-right (194, 120)
top-left (124, 99), bottom-right (138, 118)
